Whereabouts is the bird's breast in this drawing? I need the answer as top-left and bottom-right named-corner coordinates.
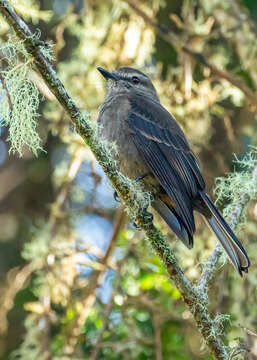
top-left (97, 96), bottom-right (158, 192)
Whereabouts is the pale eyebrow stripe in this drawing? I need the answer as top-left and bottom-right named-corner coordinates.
top-left (116, 70), bottom-right (148, 80)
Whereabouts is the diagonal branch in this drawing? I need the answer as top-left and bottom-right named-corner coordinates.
top-left (124, 0), bottom-right (257, 108)
top-left (64, 208), bottom-right (126, 355)
top-left (90, 223), bottom-right (127, 360)
top-left (0, 70), bottom-right (13, 110)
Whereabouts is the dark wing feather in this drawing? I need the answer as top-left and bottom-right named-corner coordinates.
top-left (127, 96), bottom-right (206, 238)
top-left (129, 96), bottom-right (205, 192)
top-left (132, 125), bottom-right (195, 236)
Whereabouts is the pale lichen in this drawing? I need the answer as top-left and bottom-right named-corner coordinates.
top-left (0, 37), bottom-right (54, 156)
top-left (214, 148), bottom-right (257, 226)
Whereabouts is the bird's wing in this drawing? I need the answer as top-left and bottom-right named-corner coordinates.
top-left (127, 96), bottom-right (205, 238)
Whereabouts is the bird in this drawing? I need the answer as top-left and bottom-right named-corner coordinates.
top-left (97, 66), bottom-right (250, 276)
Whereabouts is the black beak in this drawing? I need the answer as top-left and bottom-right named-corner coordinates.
top-left (97, 67), bottom-right (119, 81)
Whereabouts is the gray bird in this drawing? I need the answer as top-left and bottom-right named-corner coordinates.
top-left (97, 66), bottom-right (250, 275)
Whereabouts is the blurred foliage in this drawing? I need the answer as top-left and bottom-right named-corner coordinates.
top-left (0, 0), bottom-right (257, 359)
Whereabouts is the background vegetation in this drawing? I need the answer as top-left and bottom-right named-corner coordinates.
top-left (0, 0), bottom-right (257, 359)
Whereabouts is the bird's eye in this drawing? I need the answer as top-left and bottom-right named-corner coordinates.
top-left (132, 76), bottom-right (140, 84)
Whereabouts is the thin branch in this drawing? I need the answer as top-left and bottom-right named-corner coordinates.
top-left (64, 208), bottom-right (126, 355)
top-left (90, 244), bottom-right (125, 360)
top-left (153, 312), bottom-right (163, 360)
top-left (90, 293), bottom-right (116, 360)
top-left (124, 0), bottom-right (257, 108)
top-left (0, 70), bottom-right (13, 109)
top-left (0, 147), bottom-right (84, 348)
top-left (197, 243), bottom-right (223, 294)
top-left (229, 345), bottom-right (249, 360)
top-left (0, 263), bottom-right (35, 335)
top-left (49, 148), bottom-right (84, 235)
top-left (38, 150), bottom-right (84, 360)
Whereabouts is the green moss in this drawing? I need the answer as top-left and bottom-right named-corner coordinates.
top-left (213, 314), bottom-right (231, 336)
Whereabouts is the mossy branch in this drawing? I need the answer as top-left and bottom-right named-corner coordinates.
top-left (1, 1), bottom-right (253, 359)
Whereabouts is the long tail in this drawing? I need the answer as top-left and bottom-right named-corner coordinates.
top-left (199, 191), bottom-right (250, 275)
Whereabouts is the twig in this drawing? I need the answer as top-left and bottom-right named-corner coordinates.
top-left (197, 243), bottom-right (223, 295)
top-left (229, 345), bottom-right (249, 360)
top-left (90, 236), bottom-right (127, 360)
top-left (49, 148), bottom-right (84, 235)
top-left (64, 208), bottom-right (126, 355)
top-left (38, 150), bottom-right (84, 360)
top-left (0, 70), bottom-right (13, 109)
top-left (0, 263), bottom-right (35, 335)
top-left (240, 325), bottom-right (257, 338)
top-left (39, 297), bottom-right (52, 360)
top-left (153, 312), bottom-right (163, 360)
top-left (124, 0), bottom-right (257, 109)
top-left (90, 292), bottom-right (116, 360)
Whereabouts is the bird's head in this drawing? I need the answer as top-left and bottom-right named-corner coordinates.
top-left (97, 67), bottom-right (159, 102)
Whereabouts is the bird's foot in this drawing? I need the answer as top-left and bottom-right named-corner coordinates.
top-left (134, 173), bottom-right (150, 183)
top-left (113, 173), bottom-right (149, 203)
top-left (132, 210), bottom-right (153, 229)
top-left (113, 191), bottom-right (120, 203)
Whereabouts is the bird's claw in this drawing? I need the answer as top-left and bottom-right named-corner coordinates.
top-left (132, 211), bottom-right (153, 230)
top-left (113, 191), bottom-right (120, 202)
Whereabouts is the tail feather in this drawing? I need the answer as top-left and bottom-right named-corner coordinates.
top-left (153, 199), bottom-right (193, 249)
top-left (199, 191), bottom-right (250, 275)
